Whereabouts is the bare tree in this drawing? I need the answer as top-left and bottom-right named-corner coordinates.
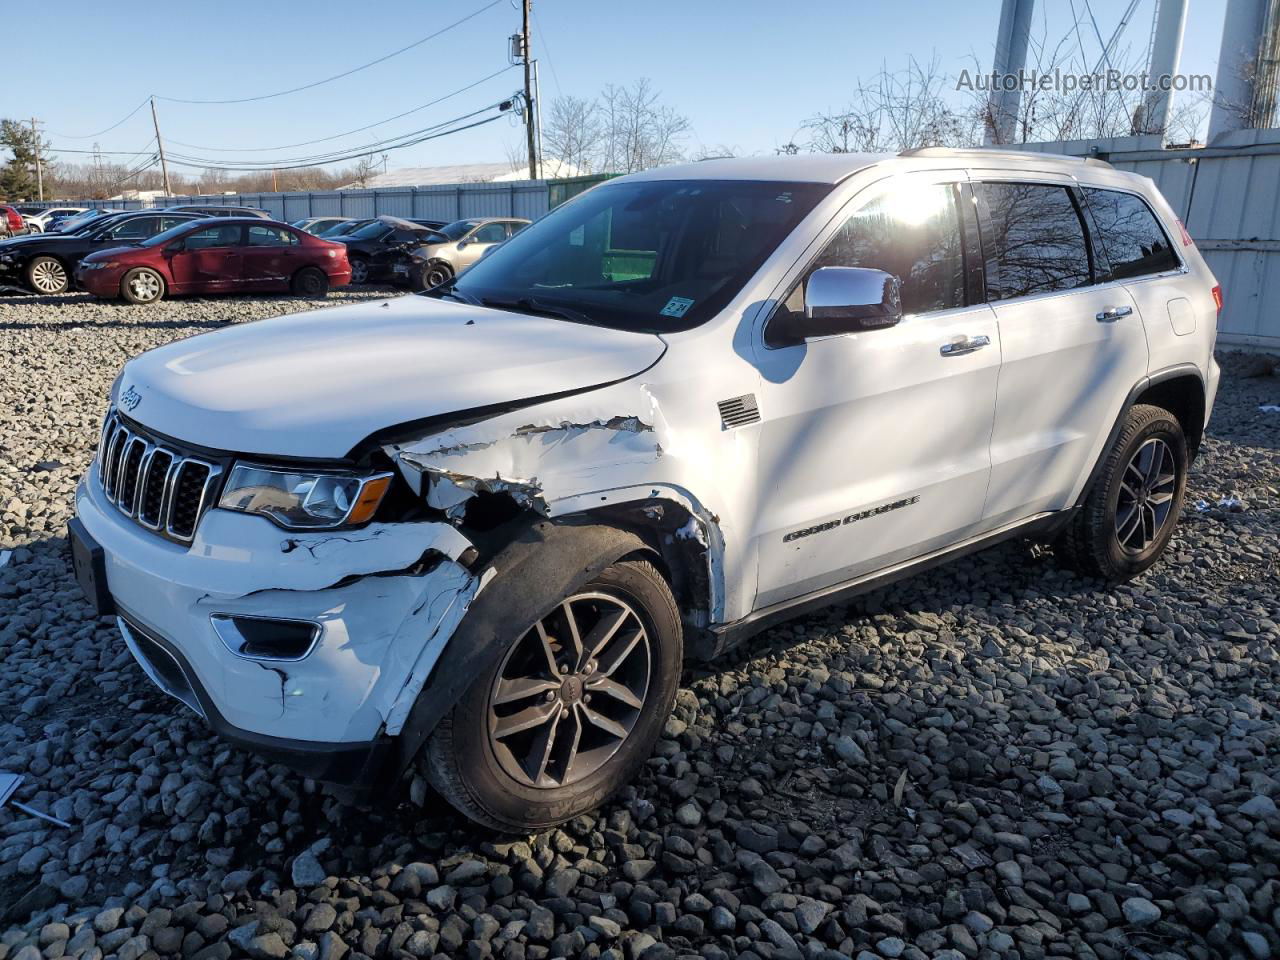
top-left (544, 95), bottom-right (604, 173)
top-left (801, 56), bottom-right (979, 154)
top-left (349, 154), bottom-right (380, 188)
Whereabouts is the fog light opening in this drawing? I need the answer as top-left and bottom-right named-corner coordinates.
top-left (211, 615), bottom-right (320, 661)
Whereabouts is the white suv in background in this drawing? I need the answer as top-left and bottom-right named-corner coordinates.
top-left (70, 149), bottom-right (1220, 830)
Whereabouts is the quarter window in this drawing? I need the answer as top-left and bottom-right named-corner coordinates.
top-left (472, 223), bottom-right (508, 244)
top-left (977, 182), bottom-right (1091, 300)
top-left (796, 182), bottom-right (966, 316)
top-left (1083, 188), bottom-right (1178, 279)
top-left (106, 217), bottom-right (159, 240)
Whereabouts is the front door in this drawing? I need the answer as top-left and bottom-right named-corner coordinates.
top-left (167, 224), bottom-right (245, 293)
top-left (456, 222), bottom-right (509, 271)
top-left (972, 176), bottom-right (1149, 525)
top-left (752, 173), bottom-right (1001, 609)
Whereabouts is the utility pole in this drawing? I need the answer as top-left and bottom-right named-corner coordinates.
top-left (149, 96), bottom-right (173, 197)
top-left (29, 118), bottom-right (43, 201)
top-left (521, 0), bottom-right (539, 179)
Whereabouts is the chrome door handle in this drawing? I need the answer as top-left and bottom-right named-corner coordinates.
top-left (1096, 305), bottom-right (1133, 322)
top-left (940, 334), bottom-right (991, 357)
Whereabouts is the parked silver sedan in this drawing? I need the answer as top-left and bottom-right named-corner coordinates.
top-left (398, 217), bottom-right (530, 290)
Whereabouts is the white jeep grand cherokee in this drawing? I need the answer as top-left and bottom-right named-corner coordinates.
top-left (70, 149), bottom-right (1221, 830)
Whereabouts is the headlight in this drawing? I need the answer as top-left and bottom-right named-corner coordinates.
top-left (218, 464), bottom-right (393, 530)
top-left (81, 261), bottom-right (117, 270)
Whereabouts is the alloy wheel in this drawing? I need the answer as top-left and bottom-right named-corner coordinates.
top-left (129, 271), bottom-right (161, 302)
top-left (350, 259), bottom-right (368, 284)
top-left (31, 259), bottom-right (66, 294)
top-left (1115, 437), bottom-right (1177, 553)
top-left (487, 591), bottom-right (651, 789)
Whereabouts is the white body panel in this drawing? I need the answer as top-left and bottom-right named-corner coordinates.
top-left (76, 151), bottom-right (1221, 748)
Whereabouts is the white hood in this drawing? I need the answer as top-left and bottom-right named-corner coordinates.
top-left (119, 295), bottom-right (666, 458)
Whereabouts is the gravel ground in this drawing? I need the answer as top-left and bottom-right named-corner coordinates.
top-left (0, 291), bottom-right (1278, 960)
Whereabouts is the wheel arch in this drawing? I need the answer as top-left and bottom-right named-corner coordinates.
top-left (1076, 363), bottom-right (1206, 507)
top-left (391, 518), bottom-right (657, 779)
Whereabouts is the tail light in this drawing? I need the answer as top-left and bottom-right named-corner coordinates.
top-left (1176, 219), bottom-right (1194, 247)
top-left (1211, 284), bottom-right (1223, 314)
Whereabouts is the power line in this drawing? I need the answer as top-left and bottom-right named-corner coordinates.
top-left (164, 112), bottom-right (510, 173)
top-left (50, 97), bottom-right (152, 140)
top-left (156, 0), bottom-right (504, 105)
top-left (165, 100), bottom-right (514, 169)
top-left (162, 65), bottom-right (518, 153)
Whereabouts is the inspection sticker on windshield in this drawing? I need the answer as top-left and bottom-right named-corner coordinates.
top-left (660, 296), bottom-right (695, 318)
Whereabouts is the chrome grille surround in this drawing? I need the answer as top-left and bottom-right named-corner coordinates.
top-left (98, 411), bottom-right (223, 544)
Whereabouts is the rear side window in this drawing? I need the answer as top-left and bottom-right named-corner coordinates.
top-left (978, 182), bottom-right (1091, 300)
top-left (805, 182), bottom-right (966, 315)
top-left (248, 225), bottom-right (298, 246)
top-left (1083, 188), bottom-right (1179, 279)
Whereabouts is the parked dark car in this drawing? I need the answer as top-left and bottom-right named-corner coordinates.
top-left (0, 211), bottom-right (202, 293)
top-left (77, 218), bottom-right (351, 304)
top-left (320, 218), bottom-right (371, 238)
top-left (0, 205), bottom-right (27, 239)
top-left (291, 216), bottom-right (353, 236)
top-left (165, 205), bottom-right (272, 219)
top-left (331, 215), bottom-right (447, 283)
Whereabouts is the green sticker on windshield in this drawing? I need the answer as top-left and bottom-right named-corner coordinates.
top-left (660, 296), bottom-right (695, 318)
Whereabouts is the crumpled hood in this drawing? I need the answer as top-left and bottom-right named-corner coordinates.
top-left (119, 295), bottom-right (666, 458)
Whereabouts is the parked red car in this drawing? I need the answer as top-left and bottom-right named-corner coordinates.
top-left (75, 218), bottom-right (351, 304)
top-left (0, 204), bottom-right (26, 238)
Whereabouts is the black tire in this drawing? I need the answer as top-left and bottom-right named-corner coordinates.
top-left (348, 256), bottom-right (370, 285)
top-left (412, 260), bottom-right (453, 293)
top-left (423, 558), bottom-right (682, 831)
top-left (291, 266), bottom-right (329, 297)
top-left (26, 256), bottom-right (69, 295)
top-left (120, 267), bottom-right (166, 305)
top-left (1058, 403), bottom-right (1188, 582)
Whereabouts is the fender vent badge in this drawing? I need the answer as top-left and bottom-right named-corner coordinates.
top-left (717, 394), bottom-right (760, 429)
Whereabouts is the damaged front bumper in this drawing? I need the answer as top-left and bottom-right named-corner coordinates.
top-left (74, 471), bottom-right (483, 785)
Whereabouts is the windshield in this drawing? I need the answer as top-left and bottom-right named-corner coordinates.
top-left (436, 219), bottom-right (480, 241)
top-left (447, 179), bottom-right (828, 333)
top-left (348, 220), bottom-right (389, 240)
top-left (321, 220), bottom-right (359, 236)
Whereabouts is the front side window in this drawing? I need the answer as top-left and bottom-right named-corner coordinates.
top-left (451, 179), bottom-right (828, 334)
top-left (248, 225), bottom-right (298, 246)
top-left (1083, 188), bottom-right (1179, 280)
top-left (798, 181), bottom-right (966, 317)
top-left (978, 182), bottom-right (1091, 301)
top-left (104, 217), bottom-right (160, 240)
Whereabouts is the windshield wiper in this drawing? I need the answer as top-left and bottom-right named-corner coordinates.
top-left (419, 274), bottom-right (480, 305)
top-left (479, 296), bottom-right (595, 326)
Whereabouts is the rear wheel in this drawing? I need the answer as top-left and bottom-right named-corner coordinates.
top-left (423, 558), bottom-right (682, 831)
top-left (1058, 403), bottom-right (1188, 581)
top-left (348, 256), bottom-right (370, 284)
top-left (26, 256), bottom-right (68, 294)
top-left (291, 266), bottom-right (329, 297)
top-left (120, 267), bottom-right (165, 305)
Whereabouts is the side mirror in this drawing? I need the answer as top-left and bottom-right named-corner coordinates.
top-left (769, 267), bottom-right (903, 345)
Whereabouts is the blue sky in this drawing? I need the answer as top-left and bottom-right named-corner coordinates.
top-left (6, 0), bottom-right (1229, 174)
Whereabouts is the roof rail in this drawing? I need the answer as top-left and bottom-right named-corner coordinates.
top-left (897, 146), bottom-right (1113, 169)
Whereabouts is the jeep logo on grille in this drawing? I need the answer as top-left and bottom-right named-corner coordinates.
top-left (120, 385), bottom-right (142, 411)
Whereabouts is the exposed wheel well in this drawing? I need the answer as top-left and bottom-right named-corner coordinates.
top-left (1135, 373), bottom-right (1206, 458)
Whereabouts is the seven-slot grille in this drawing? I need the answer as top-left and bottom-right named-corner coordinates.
top-left (98, 412), bottom-right (223, 543)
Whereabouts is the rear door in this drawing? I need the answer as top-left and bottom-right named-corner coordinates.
top-left (167, 223), bottom-right (246, 292)
top-left (973, 176), bottom-right (1148, 525)
top-left (240, 224), bottom-right (302, 290)
top-left (751, 172), bottom-right (1001, 608)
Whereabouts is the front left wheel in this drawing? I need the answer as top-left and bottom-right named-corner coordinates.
top-left (423, 558), bottom-right (682, 831)
top-left (26, 256), bottom-right (68, 295)
top-left (120, 267), bottom-right (166, 305)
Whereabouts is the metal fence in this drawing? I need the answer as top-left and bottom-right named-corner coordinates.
top-left (24, 179), bottom-right (554, 222)
top-left (1013, 130), bottom-right (1280, 351)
